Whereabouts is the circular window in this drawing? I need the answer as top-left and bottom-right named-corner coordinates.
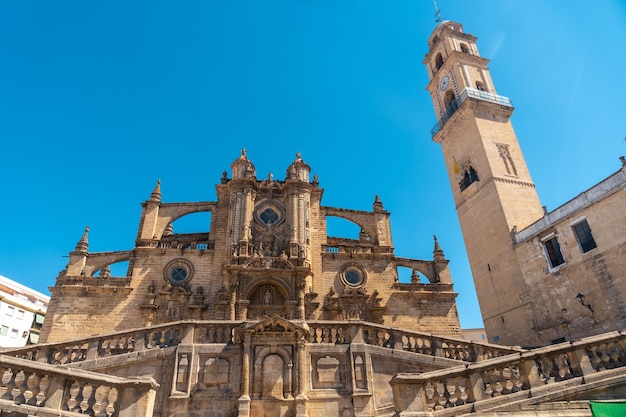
top-left (254, 200), bottom-right (285, 227)
top-left (340, 264), bottom-right (367, 288)
top-left (164, 259), bottom-right (194, 285)
top-left (260, 208), bottom-right (279, 225)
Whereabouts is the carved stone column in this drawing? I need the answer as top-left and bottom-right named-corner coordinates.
top-left (289, 188), bottom-right (299, 257)
top-left (297, 278), bottom-right (306, 320)
top-left (229, 282), bottom-right (238, 321)
top-left (239, 334), bottom-right (252, 416)
top-left (295, 336), bottom-right (309, 417)
top-left (236, 300), bottom-right (249, 321)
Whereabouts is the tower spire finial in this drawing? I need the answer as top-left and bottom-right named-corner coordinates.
top-left (433, 0), bottom-right (443, 24)
top-left (150, 179), bottom-right (162, 202)
top-left (75, 226), bottom-right (90, 253)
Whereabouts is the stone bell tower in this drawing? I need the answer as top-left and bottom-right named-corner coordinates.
top-left (424, 21), bottom-right (544, 345)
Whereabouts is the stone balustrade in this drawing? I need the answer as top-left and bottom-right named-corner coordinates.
top-left (390, 330), bottom-right (626, 416)
top-left (3, 320), bottom-right (515, 370)
top-left (0, 354), bottom-right (158, 417)
top-left (157, 240), bottom-right (215, 250)
top-left (2, 321), bottom-right (245, 367)
top-left (322, 244), bottom-right (393, 255)
top-left (307, 321), bottom-right (520, 362)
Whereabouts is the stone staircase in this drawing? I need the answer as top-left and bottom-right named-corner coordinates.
top-left (390, 330), bottom-right (626, 416)
top-left (1, 321), bottom-right (623, 416)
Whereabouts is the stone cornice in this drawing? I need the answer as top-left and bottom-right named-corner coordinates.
top-left (493, 176), bottom-right (536, 188)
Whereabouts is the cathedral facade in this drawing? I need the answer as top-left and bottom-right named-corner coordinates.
top-left (36, 151), bottom-right (466, 416)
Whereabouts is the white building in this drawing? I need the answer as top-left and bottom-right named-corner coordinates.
top-left (0, 274), bottom-right (49, 348)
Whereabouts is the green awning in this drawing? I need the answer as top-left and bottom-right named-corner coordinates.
top-left (35, 313), bottom-right (45, 324)
top-left (590, 400), bottom-right (626, 417)
top-left (28, 332), bottom-right (39, 344)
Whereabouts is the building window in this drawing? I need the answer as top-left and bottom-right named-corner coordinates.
top-left (434, 53), bottom-right (444, 71)
top-left (476, 81), bottom-right (485, 91)
top-left (163, 258), bottom-right (194, 285)
top-left (6, 306), bottom-right (15, 316)
top-left (340, 264), bottom-right (367, 288)
top-left (542, 236), bottom-right (565, 269)
top-left (572, 220), bottom-right (597, 253)
top-left (444, 90), bottom-right (456, 110)
top-left (10, 328), bottom-right (19, 339)
top-left (460, 43), bottom-right (469, 53)
top-left (459, 167), bottom-right (479, 191)
top-left (0, 325), bottom-right (8, 336)
top-left (16, 309), bottom-right (25, 320)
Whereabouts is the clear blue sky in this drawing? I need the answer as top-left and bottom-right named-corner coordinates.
top-left (1, 1), bottom-right (624, 329)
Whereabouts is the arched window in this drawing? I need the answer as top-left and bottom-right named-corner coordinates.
top-left (476, 81), bottom-right (486, 91)
top-left (460, 43), bottom-right (469, 53)
top-left (444, 90), bottom-right (456, 110)
top-left (434, 53), bottom-right (444, 71)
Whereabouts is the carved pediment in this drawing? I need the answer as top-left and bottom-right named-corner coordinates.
top-left (242, 316), bottom-right (309, 339)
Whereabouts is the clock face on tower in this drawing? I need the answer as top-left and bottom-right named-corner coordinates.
top-left (440, 76), bottom-right (450, 91)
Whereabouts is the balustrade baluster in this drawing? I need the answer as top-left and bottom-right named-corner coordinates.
top-left (23, 372), bottom-right (39, 405)
top-left (105, 387), bottom-right (119, 417)
top-left (79, 383), bottom-right (94, 414)
top-left (337, 327), bottom-right (345, 343)
top-left (435, 381), bottom-right (446, 410)
top-left (35, 374), bottom-right (49, 406)
top-left (66, 380), bottom-right (82, 412)
top-left (12, 369), bottom-right (27, 403)
top-left (424, 381), bottom-right (436, 410)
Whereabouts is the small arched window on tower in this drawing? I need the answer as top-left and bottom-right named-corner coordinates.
top-left (444, 90), bottom-right (457, 114)
top-left (476, 81), bottom-right (486, 91)
top-left (434, 53), bottom-right (444, 71)
top-left (460, 43), bottom-right (469, 53)
top-left (459, 166), bottom-right (479, 191)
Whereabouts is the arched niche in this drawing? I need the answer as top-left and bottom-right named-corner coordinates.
top-left (252, 344), bottom-right (294, 400)
top-left (248, 283), bottom-right (287, 306)
top-left (245, 281), bottom-right (290, 320)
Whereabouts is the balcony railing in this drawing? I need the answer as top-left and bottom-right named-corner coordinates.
top-left (431, 88), bottom-right (513, 136)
